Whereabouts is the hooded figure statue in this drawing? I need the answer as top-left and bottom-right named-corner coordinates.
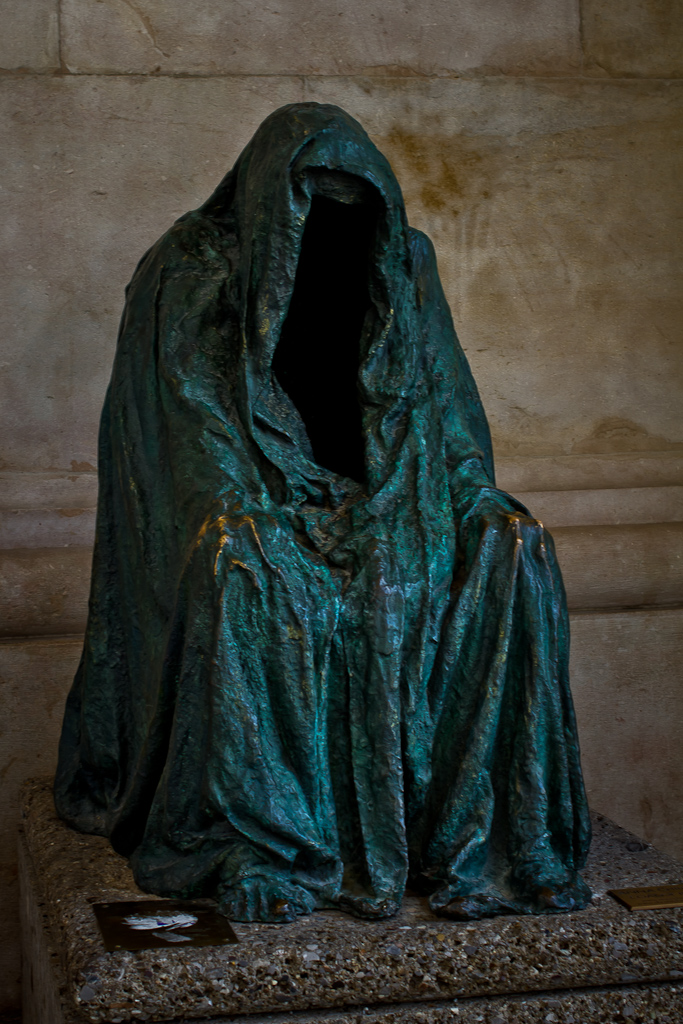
top-left (55, 102), bottom-right (591, 923)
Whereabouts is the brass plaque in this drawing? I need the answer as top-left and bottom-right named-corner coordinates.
top-left (93, 899), bottom-right (239, 952)
top-left (608, 884), bottom-right (683, 911)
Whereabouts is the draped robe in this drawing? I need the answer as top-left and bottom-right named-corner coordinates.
top-left (55, 102), bottom-right (591, 922)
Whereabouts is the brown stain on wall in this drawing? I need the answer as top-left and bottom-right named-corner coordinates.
top-left (573, 417), bottom-right (683, 455)
top-left (379, 128), bottom-right (488, 219)
top-left (373, 125), bottom-right (683, 463)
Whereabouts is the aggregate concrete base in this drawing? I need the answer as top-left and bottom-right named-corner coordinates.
top-left (20, 780), bottom-right (683, 1024)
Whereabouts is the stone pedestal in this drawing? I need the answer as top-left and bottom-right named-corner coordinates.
top-left (19, 780), bottom-right (683, 1023)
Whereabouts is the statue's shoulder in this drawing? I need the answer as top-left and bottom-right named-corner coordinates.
top-left (407, 226), bottom-right (438, 277)
top-left (158, 211), bottom-right (238, 273)
top-left (406, 227), bottom-right (447, 318)
top-left (127, 211), bottom-right (238, 294)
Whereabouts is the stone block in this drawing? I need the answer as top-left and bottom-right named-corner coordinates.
top-left (0, 0), bottom-right (59, 72)
top-left (2, 75), bottom-right (681, 476)
top-left (496, 451), bottom-right (683, 494)
top-left (553, 522), bottom-right (683, 610)
top-left (583, 0), bottom-right (683, 78)
top-left (3, 521), bottom-right (680, 638)
top-left (571, 607), bottom-right (683, 861)
top-left (3, 469), bottom-right (683, 552)
top-left (2, 471), bottom-right (682, 549)
top-left (19, 781), bottom-right (683, 1023)
top-left (0, 507), bottom-right (96, 549)
top-left (60, 0), bottom-right (580, 77)
top-left (0, 473), bottom-right (98, 511)
top-left (516, 485), bottom-right (683, 528)
top-left (0, 637), bottom-right (82, 1012)
top-left (0, 472), bottom-right (98, 548)
top-left (0, 547), bottom-right (92, 637)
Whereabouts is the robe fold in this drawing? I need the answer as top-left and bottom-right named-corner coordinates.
top-left (55, 102), bottom-right (591, 922)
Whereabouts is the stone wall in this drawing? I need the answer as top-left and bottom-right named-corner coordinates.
top-left (1, 0), bottom-right (681, 1012)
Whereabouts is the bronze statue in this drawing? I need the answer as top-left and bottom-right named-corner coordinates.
top-left (55, 103), bottom-right (591, 923)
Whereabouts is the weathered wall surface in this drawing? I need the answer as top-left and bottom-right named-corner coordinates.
top-left (2, 0), bottom-right (682, 1011)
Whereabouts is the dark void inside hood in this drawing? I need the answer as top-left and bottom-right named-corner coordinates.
top-left (273, 171), bottom-right (379, 483)
top-left (193, 103), bottom-right (429, 493)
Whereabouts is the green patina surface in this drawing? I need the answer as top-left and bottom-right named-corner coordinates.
top-left (55, 103), bottom-right (591, 923)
